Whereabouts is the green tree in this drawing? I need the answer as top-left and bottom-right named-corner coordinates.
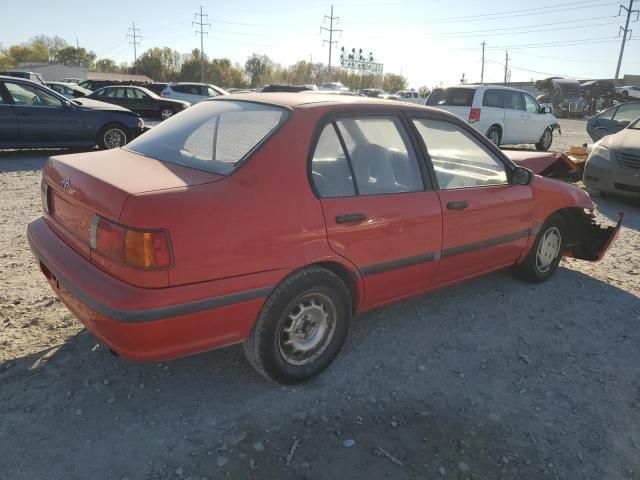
top-left (30, 35), bottom-right (68, 62)
top-left (54, 46), bottom-right (96, 68)
top-left (95, 58), bottom-right (119, 73)
top-left (245, 54), bottom-right (273, 88)
top-left (382, 73), bottom-right (408, 94)
top-left (134, 47), bottom-right (182, 81)
top-left (8, 43), bottom-right (48, 64)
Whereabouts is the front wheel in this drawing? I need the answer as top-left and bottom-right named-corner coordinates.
top-left (535, 128), bottom-right (553, 151)
top-left (160, 106), bottom-right (175, 121)
top-left (515, 214), bottom-right (566, 283)
top-left (243, 267), bottom-right (352, 384)
top-left (97, 124), bottom-right (128, 149)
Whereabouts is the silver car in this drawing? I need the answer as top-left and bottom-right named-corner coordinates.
top-left (583, 117), bottom-right (640, 198)
top-left (160, 82), bottom-right (227, 104)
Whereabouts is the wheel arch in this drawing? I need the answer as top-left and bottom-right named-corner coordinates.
top-left (308, 261), bottom-right (363, 314)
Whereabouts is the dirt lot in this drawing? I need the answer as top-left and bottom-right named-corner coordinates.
top-left (1, 119), bottom-right (639, 480)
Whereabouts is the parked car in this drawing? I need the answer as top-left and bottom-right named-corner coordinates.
top-left (394, 90), bottom-right (423, 104)
top-left (46, 81), bottom-right (92, 99)
top-left (534, 77), bottom-right (588, 118)
top-left (359, 88), bottom-right (387, 98)
top-left (0, 70), bottom-right (46, 86)
top-left (426, 85), bottom-right (560, 150)
top-left (583, 116), bottom-right (640, 197)
top-left (62, 78), bottom-right (83, 84)
top-left (160, 82), bottom-right (228, 104)
top-left (78, 79), bottom-right (121, 91)
top-left (27, 93), bottom-right (620, 384)
top-left (144, 82), bottom-right (169, 95)
top-left (0, 76), bottom-right (144, 149)
top-left (318, 82), bottom-right (349, 91)
top-left (261, 84), bottom-right (315, 93)
top-left (586, 101), bottom-right (640, 141)
top-left (87, 85), bottom-right (190, 120)
top-left (614, 85), bottom-right (640, 100)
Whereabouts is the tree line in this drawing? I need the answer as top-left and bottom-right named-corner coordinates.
top-left (0, 36), bottom-right (423, 93)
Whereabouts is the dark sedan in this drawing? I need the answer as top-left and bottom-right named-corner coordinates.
top-left (87, 85), bottom-right (190, 120)
top-left (0, 76), bottom-right (144, 149)
top-left (586, 101), bottom-right (640, 141)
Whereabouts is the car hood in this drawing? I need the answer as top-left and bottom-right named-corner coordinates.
top-left (598, 128), bottom-right (640, 150)
top-left (72, 98), bottom-right (135, 113)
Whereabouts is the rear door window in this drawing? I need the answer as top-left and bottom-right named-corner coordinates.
top-left (426, 88), bottom-right (476, 107)
top-left (126, 100), bottom-right (288, 175)
top-left (502, 91), bottom-right (524, 110)
top-left (482, 89), bottom-right (504, 108)
top-left (334, 117), bottom-right (424, 195)
top-left (311, 125), bottom-right (357, 198)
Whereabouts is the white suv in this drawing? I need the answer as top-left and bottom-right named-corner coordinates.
top-left (160, 82), bottom-right (228, 104)
top-left (426, 85), bottom-right (560, 151)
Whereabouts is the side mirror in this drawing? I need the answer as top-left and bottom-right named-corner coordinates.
top-left (512, 166), bottom-right (533, 186)
top-left (617, 120), bottom-right (630, 128)
top-left (540, 106), bottom-right (552, 114)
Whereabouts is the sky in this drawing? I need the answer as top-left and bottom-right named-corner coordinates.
top-left (2, 0), bottom-right (639, 88)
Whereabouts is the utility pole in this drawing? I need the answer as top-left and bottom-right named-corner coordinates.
top-left (480, 41), bottom-right (486, 84)
top-left (321, 5), bottom-right (341, 82)
top-left (126, 21), bottom-right (141, 73)
top-left (193, 5), bottom-right (211, 83)
top-left (615, 0), bottom-right (639, 82)
top-left (504, 51), bottom-right (509, 85)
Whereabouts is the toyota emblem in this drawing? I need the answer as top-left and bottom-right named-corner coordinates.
top-left (62, 177), bottom-right (71, 191)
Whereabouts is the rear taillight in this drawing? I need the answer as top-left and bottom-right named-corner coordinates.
top-left (90, 216), bottom-right (172, 269)
top-left (41, 180), bottom-right (50, 214)
top-left (469, 108), bottom-right (481, 123)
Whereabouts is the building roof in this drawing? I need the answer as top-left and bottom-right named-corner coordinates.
top-left (87, 72), bottom-right (154, 82)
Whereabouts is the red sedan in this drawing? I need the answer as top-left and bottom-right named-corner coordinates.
top-left (28, 93), bottom-right (621, 384)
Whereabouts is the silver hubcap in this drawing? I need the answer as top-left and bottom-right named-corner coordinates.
top-left (103, 128), bottom-right (126, 149)
top-left (536, 226), bottom-right (561, 274)
top-left (279, 293), bottom-right (336, 366)
top-left (161, 108), bottom-right (173, 120)
top-left (488, 131), bottom-right (499, 145)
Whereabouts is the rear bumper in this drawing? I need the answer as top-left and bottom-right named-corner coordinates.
top-left (27, 217), bottom-right (278, 361)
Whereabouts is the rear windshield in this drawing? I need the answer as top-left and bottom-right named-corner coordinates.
top-left (426, 88), bottom-right (476, 107)
top-left (125, 100), bottom-right (288, 175)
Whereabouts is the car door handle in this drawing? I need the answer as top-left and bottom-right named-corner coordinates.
top-left (447, 201), bottom-right (469, 211)
top-left (335, 213), bottom-right (367, 224)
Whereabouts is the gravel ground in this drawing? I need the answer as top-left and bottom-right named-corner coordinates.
top-left (1, 119), bottom-right (639, 480)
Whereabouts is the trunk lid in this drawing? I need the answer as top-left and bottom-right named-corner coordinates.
top-left (43, 149), bottom-right (223, 257)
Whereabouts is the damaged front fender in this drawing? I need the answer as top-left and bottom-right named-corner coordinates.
top-left (550, 123), bottom-right (561, 135)
top-left (563, 209), bottom-right (623, 261)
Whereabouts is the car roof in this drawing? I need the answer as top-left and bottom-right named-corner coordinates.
top-left (209, 92), bottom-right (430, 110)
top-left (0, 75), bottom-right (40, 84)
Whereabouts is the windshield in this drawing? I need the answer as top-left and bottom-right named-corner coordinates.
top-left (125, 100), bottom-right (288, 175)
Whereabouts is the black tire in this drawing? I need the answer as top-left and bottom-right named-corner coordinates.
top-left (515, 214), bottom-right (566, 283)
top-left (97, 123), bottom-right (128, 150)
top-left (535, 128), bottom-right (553, 151)
top-left (159, 106), bottom-right (175, 121)
top-left (622, 90), bottom-right (629, 99)
top-left (243, 267), bottom-right (352, 384)
top-left (486, 126), bottom-right (501, 146)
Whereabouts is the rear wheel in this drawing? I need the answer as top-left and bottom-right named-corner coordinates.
top-left (535, 128), bottom-right (553, 151)
top-left (160, 106), bottom-right (175, 121)
top-left (486, 126), bottom-right (501, 146)
top-left (97, 123), bottom-right (128, 149)
top-left (243, 267), bottom-right (352, 384)
top-left (515, 214), bottom-right (566, 283)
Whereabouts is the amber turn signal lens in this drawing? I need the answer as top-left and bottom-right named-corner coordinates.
top-left (91, 216), bottom-right (172, 270)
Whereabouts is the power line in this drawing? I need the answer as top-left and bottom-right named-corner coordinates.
top-left (615, 0), bottom-right (639, 80)
top-left (126, 21), bottom-right (142, 72)
top-left (456, 35), bottom-right (629, 51)
top-left (193, 5), bottom-right (211, 83)
top-left (480, 41), bottom-right (486, 83)
top-left (321, 5), bottom-right (341, 81)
